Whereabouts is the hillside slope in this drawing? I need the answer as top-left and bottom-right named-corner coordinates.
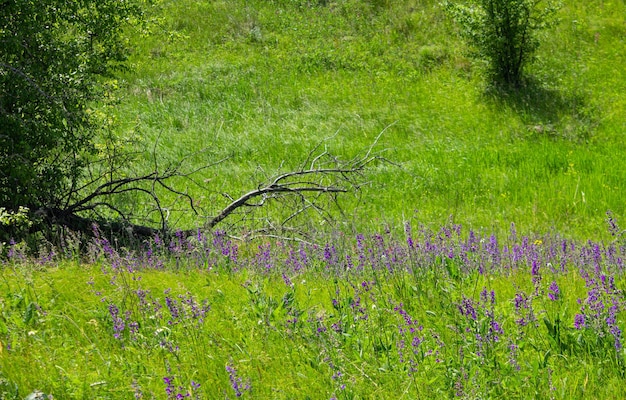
top-left (113, 0), bottom-right (626, 238)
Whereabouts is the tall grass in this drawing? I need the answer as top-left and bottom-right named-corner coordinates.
top-left (3, 2), bottom-right (626, 398)
top-left (105, 0), bottom-right (626, 239)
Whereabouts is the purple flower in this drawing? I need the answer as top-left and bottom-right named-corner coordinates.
top-left (226, 361), bottom-right (251, 397)
top-left (508, 341), bottom-right (520, 371)
top-left (281, 273), bottom-right (293, 288)
top-left (458, 297), bottom-right (477, 321)
top-left (256, 243), bottom-right (272, 271)
top-left (229, 243), bottom-right (239, 265)
top-left (164, 376), bottom-right (174, 397)
top-left (129, 321), bottom-right (139, 337)
top-left (108, 303), bottom-right (125, 340)
top-left (394, 303), bottom-right (424, 375)
top-left (405, 222), bottom-right (414, 249)
top-left (489, 320), bottom-right (503, 342)
top-left (323, 243), bottom-right (338, 269)
top-left (548, 281), bottom-right (560, 301)
top-left (165, 296), bottom-right (180, 324)
top-left (480, 288), bottom-right (496, 305)
top-left (611, 324), bottom-right (623, 351)
top-left (607, 211), bottom-right (621, 237)
top-left (531, 259), bottom-right (540, 276)
top-left (574, 314), bottom-right (585, 329)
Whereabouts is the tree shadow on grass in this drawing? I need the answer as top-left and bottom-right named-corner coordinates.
top-left (483, 77), bottom-right (598, 142)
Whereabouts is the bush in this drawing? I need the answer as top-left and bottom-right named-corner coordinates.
top-left (0, 0), bottom-right (147, 212)
top-left (443, 0), bottom-right (560, 87)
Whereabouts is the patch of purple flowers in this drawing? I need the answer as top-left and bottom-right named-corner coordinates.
top-left (226, 361), bottom-right (251, 397)
top-left (547, 281), bottom-right (560, 301)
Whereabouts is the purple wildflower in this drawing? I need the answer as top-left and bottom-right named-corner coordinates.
top-left (531, 259), bottom-right (540, 276)
top-left (394, 303), bottom-right (424, 375)
top-left (165, 296), bottom-right (180, 325)
top-left (606, 211), bottom-right (621, 237)
top-left (489, 320), bottom-right (503, 342)
top-left (574, 314), bottom-right (585, 329)
top-left (226, 361), bottom-right (251, 397)
top-left (164, 376), bottom-right (175, 398)
top-left (281, 273), bottom-right (293, 288)
top-left (256, 243), bottom-right (272, 271)
top-left (108, 303), bottom-right (125, 340)
top-left (323, 243), bottom-right (338, 269)
top-left (513, 291), bottom-right (537, 328)
top-left (458, 297), bottom-right (477, 321)
top-left (548, 281), bottom-right (560, 301)
top-left (405, 222), bottom-right (414, 249)
top-left (508, 341), bottom-right (520, 371)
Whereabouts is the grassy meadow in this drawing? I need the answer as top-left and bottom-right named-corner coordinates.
top-left (4, 225), bottom-right (626, 398)
top-left (3, 0), bottom-right (626, 398)
top-left (110, 0), bottom-right (626, 239)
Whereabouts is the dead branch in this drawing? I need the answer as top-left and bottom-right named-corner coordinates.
top-left (204, 129), bottom-right (387, 232)
top-left (25, 127), bottom-right (390, 245)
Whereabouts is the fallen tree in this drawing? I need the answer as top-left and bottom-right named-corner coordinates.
top-left (28, 133), bottom-right (386, 244)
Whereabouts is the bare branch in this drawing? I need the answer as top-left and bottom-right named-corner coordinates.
top-left (206, 184), bottom-right (347, 229)
top-left (27, 124), bottom-right (391, 246)
top-left (363, 121), bottom-right (396, 162)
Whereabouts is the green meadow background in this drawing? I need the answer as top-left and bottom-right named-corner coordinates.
top-left (109, 0), bottom-right (626, 239)
top-left (3, 2), bottom-right (626, 398)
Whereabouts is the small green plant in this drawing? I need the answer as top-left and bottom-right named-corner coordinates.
top-left (443, 0), bottom-right (560, 87)
top-left (0, 207), bottom-right (34, 244)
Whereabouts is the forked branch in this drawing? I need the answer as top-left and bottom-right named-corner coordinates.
top-left (30, 128), bottom-right (390, 243)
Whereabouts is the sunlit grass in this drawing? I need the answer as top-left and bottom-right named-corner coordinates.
top-left (3, 221), bottom-right (626, 398)
top-left (105, 0), bottom-right (626, 240)
top-left (4, 1), bottom-right (626, 398)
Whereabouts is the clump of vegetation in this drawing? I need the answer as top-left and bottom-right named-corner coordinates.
top-left (443, 0), bottom-right (560, 87)
top-left (0, 0), bottom-right (147, 212)
top-left (2, 216), bottom-right (626, 398)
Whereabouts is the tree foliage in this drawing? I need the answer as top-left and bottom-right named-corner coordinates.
top-left (0, 0), bottom-right (146, 212)
top-left (443, 0), bottom-right (559, 87)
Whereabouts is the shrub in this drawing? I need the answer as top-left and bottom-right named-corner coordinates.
top-left (0, 0), bottom-right (147, 212)
top-left (443, 0), bottom-right (560, 87)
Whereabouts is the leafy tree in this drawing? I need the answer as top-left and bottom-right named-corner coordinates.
top-left (443, 0), bottom-right (559, 87)
top-left (0, 0), bottom-right (146, 212)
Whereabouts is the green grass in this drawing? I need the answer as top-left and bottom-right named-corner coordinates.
top-left (0, 0), bottom-right (626, 399)
top-left (104, 0), bottom-right (626, 240)
top-left (4, 2), bottom-right (626, 397)
top-left (3, 226), bottom-right (626, 398)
